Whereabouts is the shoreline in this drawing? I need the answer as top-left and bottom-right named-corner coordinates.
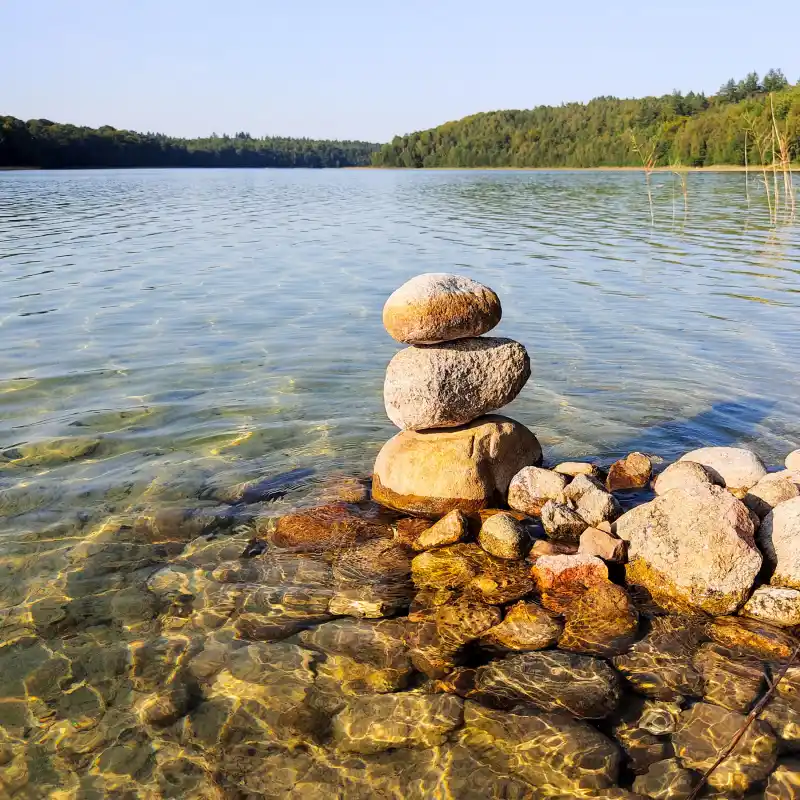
top-left (352, 164), bottom-right (780, 173)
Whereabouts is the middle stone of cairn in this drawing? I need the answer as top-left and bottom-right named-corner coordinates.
top-left (373, 273), bottom-right (541, 517)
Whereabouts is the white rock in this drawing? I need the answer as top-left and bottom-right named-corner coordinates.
top-left (759, 496), bottom-right (800, 590)
top-left (508, 467), bottom-right (568, 516)
top-left (787, 450), bottom-right (800, 471)
top-left (653, 461), bottom-right (716, 495)
top-left (382, 273), bottom-right (501, 344)
top-left (745, 475), bottom-right (800, 519)
top-left (742, 586), bottom-right (800, 628)
top-left (384, 337), bottom-right (530, 431)
top-left (678, 447), bottom-right (767, 496)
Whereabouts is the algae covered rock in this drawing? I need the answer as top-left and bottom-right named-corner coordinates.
top-left (382, 272), bottom-right (501, 344)
top-left (331, 693), bottom-right (463, 754)
top-left (708, 616), bottom-right (798, 660)
top-left (507, 466), bottom-right (568, 516)
top-left (384, 337), bottom-right (530, 431)
top-left (673, 701), bottom-right (777, 793)
top-left (372, 415), bottom-right (542, 517)
top-left (472, 650), bottom-right (622, 718)
top-left (678, 446), bottom-right (767, 495)
top-left (765, 758), bottom-right (800, 799)
top-left (617, 484), bottom-right (761, 615)
top-left (477, 512), bottom-right (528, 560)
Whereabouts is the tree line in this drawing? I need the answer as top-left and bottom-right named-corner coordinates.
top-left (0, 117), bottom-right (379, 169)
top-left (373, 70), bottom-right (800, 168)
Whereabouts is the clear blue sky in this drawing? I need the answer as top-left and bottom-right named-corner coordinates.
top-left (3, 0), bottom-right (799, 143)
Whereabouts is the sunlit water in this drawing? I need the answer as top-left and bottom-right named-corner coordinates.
top-left (1, 168), bottom-right (799, 798)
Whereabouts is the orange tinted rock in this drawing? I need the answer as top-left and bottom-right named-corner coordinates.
top-left (606, 452), bottom-right (653, 491)
top-left (481, 601), bottom-right (563, 651)
top-left (531, 554), bottom-right (609, 613)
top-left (530, 539), bottom-right (579, 557)
top-left (272, 503), bottom-right (394, 551)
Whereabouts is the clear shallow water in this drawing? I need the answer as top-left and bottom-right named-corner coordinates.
top-left (1, 168), bottom-right (799, 797)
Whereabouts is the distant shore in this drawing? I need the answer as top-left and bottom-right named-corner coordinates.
top-left (353, 164), bottom-right (775, 173)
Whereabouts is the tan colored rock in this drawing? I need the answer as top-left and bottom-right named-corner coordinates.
top-left (745, 474), bottom-right (800, 518)
top-left (372, 415), bottom-right (541, 517)
top-left (632, 759), bottom-right (697, 800)
top-left (553, 461), bottom-right (602, 479)
top-left (272, 503), bottom-right (394, 550)
top-left (765, 759), bottom-right (800, 800)
top-left (606, 452), bottom-right (653, 491)
top-left (481, 600), bottom-right (563, 651)
top-left (693, 642), bottom-right (765, 713)
top-left (678, 446), bottom-right (767, 496)
top-left (530, 539), bottom-right (579, 557)
top-left (653, 460), bottom-right (716, 495)
top-left (673, 702), bottom-right (777, 793)
top-left (541, 500), bottom-right (588, 542)
top-left (383, 337), bottom-right (530, 431)
top-left (411, 543), bottom-right (483, 590)
top-left (382, 273), bottom-right (501, 344)
top-left (708, 616), bottom-right (798, 660)
top-left (773, 469), bottom-right (800, 490)
top-left (477, 512), bottom-right (528, 560)
top-left (507, 466), bottom-right (568, 516)
top-left (562, 475), bottom-right (622, 527)
top-left (579, 527), bottom-right (627, 562)
top-left (617, 484), bottom-right (761, 615)
top-left (411, 510), bottom-right (468, 551)
top-left (788, 450), bottom-right (800, 471)
top-left (759, 497), bottom-right (800, 589)
top-left (559, 582), bottom-right (639, 657)
top-left (742, 586), bottom-right (800, 628)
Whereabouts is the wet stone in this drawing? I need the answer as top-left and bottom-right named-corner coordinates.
top-left (480, 600), bottom-right (563, 652)
top-left (761, 698), bottom-right (800, 754)
top-left (411, 509), bottom-right (468, 551)
top-left (693, 641), bottom-right (765, 712)
top-left (331, 693), bottom-right (464, 754)
top-left (674, 701), bottom-right (777, 793)
top-left (708, 616), bottom-right (798, 661)
top-left (558, 581), bottom-right (639, 658)
top-left (766, 758), bottom-right (800, 799)
top-left (611, 698), bottom-right (675, 775)
top-left (463, 559), bottom-right (535, 605)
top-left (411, 543), bottom-right (483, 590)
top-left (472, 650), bottom-right (622, 718)
top-left (461, 701), bottom-right (622, 794)
top-left (613, 616), bottom-right (705, 701)
top-left (632, 758), bottom-right (697, 800)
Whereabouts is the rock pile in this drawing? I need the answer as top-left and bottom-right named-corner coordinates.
top-left (373, 273), bottom-right (540, 517)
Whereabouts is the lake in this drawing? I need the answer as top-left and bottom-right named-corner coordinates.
top-left (1, 168), bottom-right (799, 797)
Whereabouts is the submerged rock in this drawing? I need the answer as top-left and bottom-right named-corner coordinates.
top-left (411, 543), bottom-right (484, 590)
top-left (384, 338), bottom-right (530, 431)
top-left (507, 466), bottom-right (568, 516)
top-left (461, 701), bottom-right (622, 794)
top-left (693, 641), bottom-right (765, 712)
top-left (707, 616), bottom-right (798, 660)
top-left (372, 415), bottom-right (542, 517)
top-left (411, 510), bottom-right (468, 551)
top-left (559, 581), bottom-right (639, 657)
top-left (472, 650), bottom-right (622, 718)
top-left (678, 446), bottom-right (767, 496)
top-left (613, 616), bottom-right (704, 701)
top-left (653, 460), bottom-right (716, 495)
top-left (743, 586), bottom-right (800, 628)
top-left (272, 502), bottom-right (394, 551)
top-left (480, 600), bottom-right (563, 651)
top-left (477, 512), bottom-right (528, 560)
top-left (606, 452), bottom-right (652, 491)
top-left (759, 497), bottom-right (800, 590)
top-left (331, 693), bottom-right (463, 754)
top-left (617, 484), bottom-right (761, 615)
top-left (761, 698), bottom-right (800, 754)
top-left (673, 701), bottom-right (777, 793)
top-left (765, 759), bottom-right (800, 799)
top-left (632, 758), bottom-right (697, 800)
top-left (638, 701), bottom-right (683, 736)
top-left (382, 272), bottom-right (502, 345)
top-left (531, 553), bottom-right (608, 612)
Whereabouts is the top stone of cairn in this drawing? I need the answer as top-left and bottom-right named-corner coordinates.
top-left (383, 273), bottom-right (502, 344)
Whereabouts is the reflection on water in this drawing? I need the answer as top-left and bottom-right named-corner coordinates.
top-left (0, 169), bottom-right (799, 797)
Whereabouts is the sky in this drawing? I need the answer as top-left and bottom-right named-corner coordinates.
top-left (3, 0), bottom-right (800, 143)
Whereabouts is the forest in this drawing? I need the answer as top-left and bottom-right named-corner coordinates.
top-left (373, 69), bottom-right (800, 169)
top-left (0, 118), bottom-right (378, 168)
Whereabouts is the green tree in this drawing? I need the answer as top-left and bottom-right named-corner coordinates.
top-left (763, 68), bottom-right (789, 93)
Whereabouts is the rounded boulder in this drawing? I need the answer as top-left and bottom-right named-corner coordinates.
top-left (372, 415), bottom-right (542, 518)
top-left (678, 446), bottom-right (766, 497)
top-left (383, 273), bottom-right (501, 344)
top-left (384, 337), bottom-right (530, 431)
